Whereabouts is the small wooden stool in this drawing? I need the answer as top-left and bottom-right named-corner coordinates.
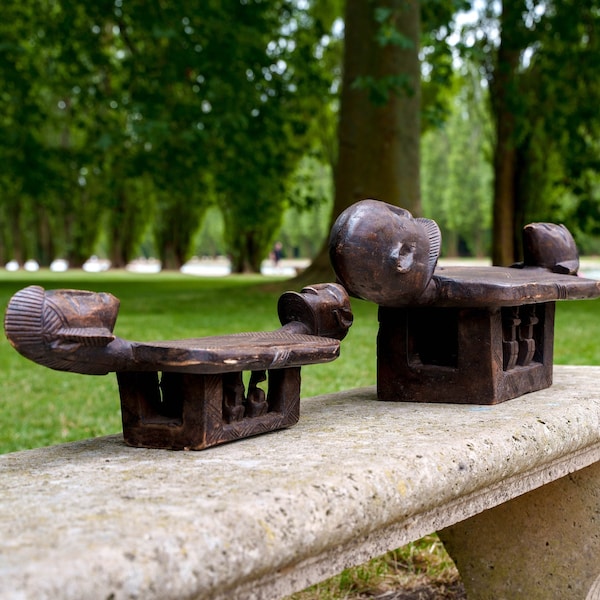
top-left (330, 199), bottom-right (600, 404)
top-left (4, 283), bottom-right (352, 449)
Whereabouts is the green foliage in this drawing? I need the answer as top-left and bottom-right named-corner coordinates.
top-left (352, 74), bottom-right (414, 105)
top-left (374, 7), bottom-right (416, 48)
top-left (192, 206), bottom-right (227, 257)
top-left (192, 155), bottom-right (333, 262)
top-left (7, 0), bottom-right (598, 269)
top-left (421, 0), bottom-right (472, 131)
top-left (459, 0), bottom-right (600, 256)
top-left (210, 2), bottom-right (338, 272)
top-left (0, 0), bottom-right (341, 272)
top-left (422, 70), bottom-right (493, 256)
top-left (349, 1), bottom-right (470, 117)
top-left (1, 4), bottom-right (81, 262)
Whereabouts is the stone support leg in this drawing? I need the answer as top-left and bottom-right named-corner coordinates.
top-left (439, 461), bottom-right (600, 599)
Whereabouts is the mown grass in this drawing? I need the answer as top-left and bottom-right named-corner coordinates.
top-left (287, 534), bottom-right (464, 600)
top-left (1, 269), bottom-right (599, 599)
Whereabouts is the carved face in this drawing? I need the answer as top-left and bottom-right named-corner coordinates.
top-left (44, 288), bottom-right (120, 333)
top-left (329, 199), bottom-right (441, 306)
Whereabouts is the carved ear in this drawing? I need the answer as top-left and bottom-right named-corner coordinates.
top-left (55, 328), bottom-right (115, 347)
top-left (415, 217), bottom-right (442, 280)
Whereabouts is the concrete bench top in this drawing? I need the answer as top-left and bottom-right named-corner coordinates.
top-left (2, 365), bottom-right (600, 600)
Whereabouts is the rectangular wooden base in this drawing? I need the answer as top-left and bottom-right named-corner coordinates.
top-left (377, 302), bottom-right (555, 404)
top-left (117, 367), bottom-right (301, 450)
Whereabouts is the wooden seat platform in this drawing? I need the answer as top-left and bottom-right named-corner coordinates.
top-left (4, 283), bottom-right (353, 450)
top-left (127, 330), bottom-right (342, 374)
top-left (420, 265), bottom-right (600, 307)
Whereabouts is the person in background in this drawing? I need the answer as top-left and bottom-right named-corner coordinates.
top-left (272, 241), bottom-right (283, 266)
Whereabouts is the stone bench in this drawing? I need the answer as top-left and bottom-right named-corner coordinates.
top-left (2, 365), bottom-right (600, 600)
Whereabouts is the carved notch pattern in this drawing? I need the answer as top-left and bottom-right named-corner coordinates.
top-left (502, 305), bottom-right (541, 371)
top-left (222, 370), bottom-right (270, 423)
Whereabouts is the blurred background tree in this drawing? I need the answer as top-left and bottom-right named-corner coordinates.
top-left (1, 0), bottom-right (600, 272)
top-left (462, 0), bottom-right (600, 264)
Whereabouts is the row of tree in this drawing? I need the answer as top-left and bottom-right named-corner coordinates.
top-left (482, 0), bottom-right (600, 264)
top-left (1, 0), bottom-right (341, 271)
top-left (2, 1), bottom-right (600, 274)
top-left (303, 0), bottom-right (600, 282)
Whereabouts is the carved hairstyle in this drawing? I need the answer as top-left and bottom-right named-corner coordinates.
top-left (4, 285), bottom-right (118, 373)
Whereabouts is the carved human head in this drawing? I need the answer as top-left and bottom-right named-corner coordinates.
top-left (4, 285), bottom-right (118, 373)
top-left (522, 222), bottom-right (579, 275)
top-left (329, 199), bottom-right (441, 306)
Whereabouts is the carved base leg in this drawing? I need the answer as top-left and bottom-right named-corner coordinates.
top-left (117, 367), bottom-right (301, 450)
top-left (438, 461), bottom-right (600, 600)
top-left (377, 303), bottom-right (555, 404)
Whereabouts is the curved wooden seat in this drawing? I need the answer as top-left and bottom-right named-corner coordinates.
top-left (4, 282), bottom-right (353, 450)
top-left (127, 330), bottom-right (341, 374)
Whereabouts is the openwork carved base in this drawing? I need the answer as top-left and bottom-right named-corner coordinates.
top-left (377, 303), bottom-right (555, 404)
top-left (118, 368), bottom-right (301, 450)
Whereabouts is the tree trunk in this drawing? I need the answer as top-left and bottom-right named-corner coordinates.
top-left (295, 0), bottom-right (421, 285)
top-left (35, 208), bottom-right (54, 267)
top-left (492, 122), bottom-right (517, 265)
top-left (229, 232), bottom-right (263, 274)
top-left (444, 229), bottom-right (459, 258)
top-left (490, 1), bottom-right (525, 266)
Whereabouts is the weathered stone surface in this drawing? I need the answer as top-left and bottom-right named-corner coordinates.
top-left (1, 366), bottom-right (599, 600)
top-left (440, 460), bottom-right (600, 600)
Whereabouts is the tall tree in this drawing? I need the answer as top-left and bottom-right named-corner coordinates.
top-left (465, 0), bottom-right (600, 264)
top-left (337, 0), bottom-right (422, 212)
top-left (422, 68), bottom-right (493, 257)
top-left (298, 0), bottom-right (465, 284)
top-left (489, 1), bottom-right (528, 265)
top-left (0, 0), bottom-right (338, 271)
top-left (208, 1), bottom-right (339, 272)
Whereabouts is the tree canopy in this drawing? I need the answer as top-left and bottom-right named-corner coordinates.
top-left (0, 0), bottom-right (340, 271)
top-left (2, 0), bottom-right (600, 273)
top-left (461, 0), bottom-right (600, 264)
